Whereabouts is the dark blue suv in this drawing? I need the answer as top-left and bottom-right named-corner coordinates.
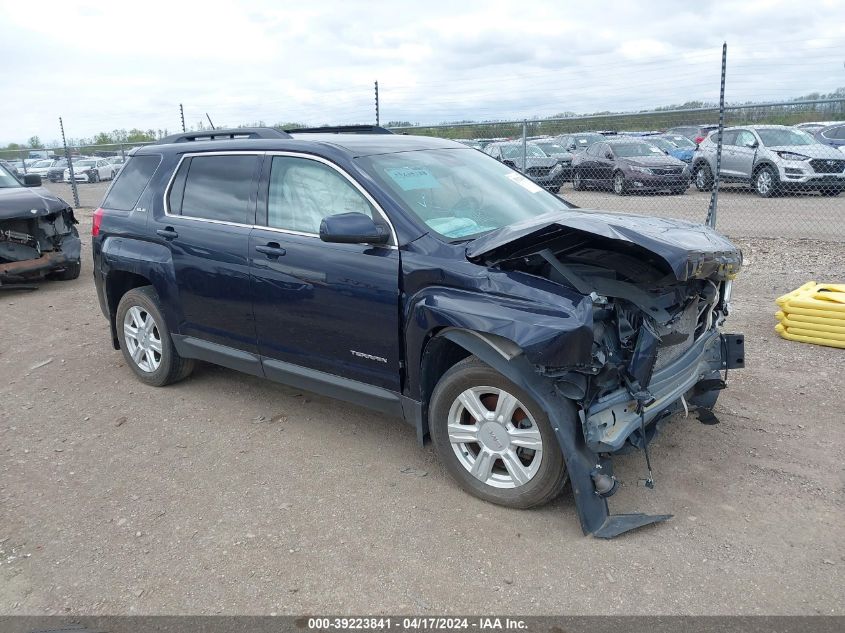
top-left (92, 127), bottom-right (745, 538)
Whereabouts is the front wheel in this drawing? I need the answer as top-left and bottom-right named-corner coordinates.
top-left (429, 356), bottom-right (568, 509)
top-left (116, 286), bottom-right (194, 387)
top-left (572, 170), bottom-right (584, 190)
top-left (91, 171), bottom-right (100, 183)
top-left (612, 171), bottom-right (628, 195)
top-left (693, 163), bottom-right (713, 191)
top-left (754, 166), bottom-right (778, 198)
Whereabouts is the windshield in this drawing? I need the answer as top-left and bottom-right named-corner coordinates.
top-left (357, 148), bottom-right (571, 240)
top-left (0, 164), bottom-right (21, 187)
top-left (647, 138), bottom-right (674, 152)
top-left (664, 135), bottom-right (696, 148)
top-left (612, 143), bottom-right (665, 157)
top-left (501, 144), bottom-right (546, 159)
top-left (757, 128), bottom-right (817, 147)
top-left (32, 160), bottom-right (53, 168)
top-left (535, 142), bottom-right (567, 154)
top-left (76, 160), bottom-right (96, 167)
top-left (571, 134), bottom-right (603, 148)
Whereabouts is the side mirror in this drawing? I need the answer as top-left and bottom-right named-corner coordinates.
top-left (319, 212), bottom-right (389, 245)
top-left (746, 140), bottom-right (758, 149)
top-left (605, 151), bottom-right (614, 160)
top-left (23, 173), bottom-right (42, 187)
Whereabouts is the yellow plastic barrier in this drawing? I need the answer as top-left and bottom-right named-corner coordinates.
top-left (775, 282), bottom-right (845, 350)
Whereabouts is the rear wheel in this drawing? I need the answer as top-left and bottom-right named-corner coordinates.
top-left (91, 171), bottom-right (100, 183)
top-left (429, 356), bottom-right (568, 509)
top-left (116, 286), bottom-right (194, 387)
top-left (754, 166), bottom-right (778, 198)
top-left (693, 163), bottom-right (713, 191)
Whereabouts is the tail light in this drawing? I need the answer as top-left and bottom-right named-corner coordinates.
top-left (92, 207), bottom-right (104, 237)
top-left (694, 136), bottom-right (705, 144)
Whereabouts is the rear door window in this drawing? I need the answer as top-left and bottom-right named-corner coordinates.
top-left (179, 154), bottom-right (259, 224)
top-left (102, 155), bottom-right (161, 210)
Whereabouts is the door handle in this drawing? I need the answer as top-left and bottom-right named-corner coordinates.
top-left (156, 227), bottom-right (178, 240)
top-left (255, 243), bottom-right (286, 258)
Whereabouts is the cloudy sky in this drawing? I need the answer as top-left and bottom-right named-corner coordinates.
top-left (1, 0), bottom-right (843, 145)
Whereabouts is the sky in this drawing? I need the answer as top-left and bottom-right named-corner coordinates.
top-left (1, 0), bottom-right (844, 145)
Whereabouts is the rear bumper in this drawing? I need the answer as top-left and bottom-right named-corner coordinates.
top-left (583, 329), bottom-right (735, 452)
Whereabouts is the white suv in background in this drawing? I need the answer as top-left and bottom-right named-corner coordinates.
top-left (691, 125), bottom-right (845, 197)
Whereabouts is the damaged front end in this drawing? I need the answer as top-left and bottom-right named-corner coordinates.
top-left (467, 211), bottom-right (746, 536)
top-left (0, 203), bottom-right (80, 287)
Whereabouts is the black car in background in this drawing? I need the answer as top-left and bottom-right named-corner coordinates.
top-left (571, 137), bottom-right (690, 195)
top-left (46, 158), bottom-right (71, 182)
top-left (484, 141), bottom-right (566, 191)
top-left (531, 139), bottom-right (577, 181)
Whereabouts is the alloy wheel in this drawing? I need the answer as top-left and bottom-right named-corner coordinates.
top-left (447, 386), bottom-right (543, 489)
top-left (756, 170), bottom-right (773, 196)
top-left (123, 305), bottom-right (163, 373)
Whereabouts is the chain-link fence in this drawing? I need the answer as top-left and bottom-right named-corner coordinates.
top-left (387, 98), bottom-right (845, 243)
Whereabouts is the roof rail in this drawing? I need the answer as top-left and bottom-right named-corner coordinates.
top-left (286, 125), bottom-right (394, 135)
top-left (159, 127), bottom-right (292, 143)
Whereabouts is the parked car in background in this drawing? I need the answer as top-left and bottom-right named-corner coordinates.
top-left (0, 162), bottom-right (81, 284)
top-left (7, 160), bottom-right (25, 177)
top-left (531, 139), bottom-right (576, 180)
top-left (647, 134), bottom-right (697, 164)
top-left (484, 141), bottom-right (566, 191)
top-left (794, 121), bottom-right (840, 134)
top-left (666, 125), bottom-right (719, 145)
top-left (64, 158), bottom-right (115, 183)
top-left (813, 123), bottom-right (845, 152)
top-left (0, 160), bottom-right (22, 180)
top-left (571, 137), bottom-right (690, 195)
top-left (28, 159), bottom-right (59, 178)
top-left (46, 159), bottom-right (71, 182)
top-left (691, 125), bottom-right (845, 197)
top-left (555, 132), bottom-right (605, 154)
top-left (107, 156), bottom-right (128, 173)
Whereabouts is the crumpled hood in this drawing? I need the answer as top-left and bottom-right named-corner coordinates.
top-left (466, 209), bottom-right (742, 281)
top-left (0, 186), bottom-right (71, 220)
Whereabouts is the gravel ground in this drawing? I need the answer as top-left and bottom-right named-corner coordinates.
top-left (0, 186), bottom-right (843, 615)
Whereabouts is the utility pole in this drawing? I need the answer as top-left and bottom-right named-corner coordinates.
top-left (180, 103), bottom-right (186, 133)
top-left (707, 42), bottom-right (727, 229)
top-left (59, 117), bottom-right (80, 208)
top-left (374, 81), bottom-right (380, 126)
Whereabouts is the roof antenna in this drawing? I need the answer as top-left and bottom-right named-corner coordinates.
top-left (205, 113), bottom-right (216, 130)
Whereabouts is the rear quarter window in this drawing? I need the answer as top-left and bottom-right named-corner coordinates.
top-left (102, 155), bottom-right (162, 211)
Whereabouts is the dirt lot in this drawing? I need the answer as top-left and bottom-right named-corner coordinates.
top-left (0, 183), bottom-right (843, 615)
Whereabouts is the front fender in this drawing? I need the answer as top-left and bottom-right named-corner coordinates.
top-left (404, 286), bottom-right (594, 400)
top-left (439, 328), bottom-right (671, 538)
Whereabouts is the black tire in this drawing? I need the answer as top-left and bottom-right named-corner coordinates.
top-left (429, 356), bottom-right (568, 509)
top-left (693, 163), bottom-right (713, 191)
top-left (91, 171), bottom-right (99, 183)
top-left (753, 165), bottom-right (778, 198)
top-left (572, 169), bottom-right (584, 191)
top-left (819, 187), bottom-right (841, 196)
top-left (670, 186), bottom-right (687, 195)
top-left (116, 286), bottom-right (194, 387)
top-left (612, 171), bottom-right (628, 195)
top-left (51, 259), bottom-right (81, 281)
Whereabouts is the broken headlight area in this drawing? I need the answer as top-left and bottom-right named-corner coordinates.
top-left (0, 208), bottom-right (80, 284)
top-left (497, 239), bottom-right (739, 454)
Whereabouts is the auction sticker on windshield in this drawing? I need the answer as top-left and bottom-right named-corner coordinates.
top-left (505, 172), bottom-right (543, 193)
top-left (384, 167), bottom-right (440, 191)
